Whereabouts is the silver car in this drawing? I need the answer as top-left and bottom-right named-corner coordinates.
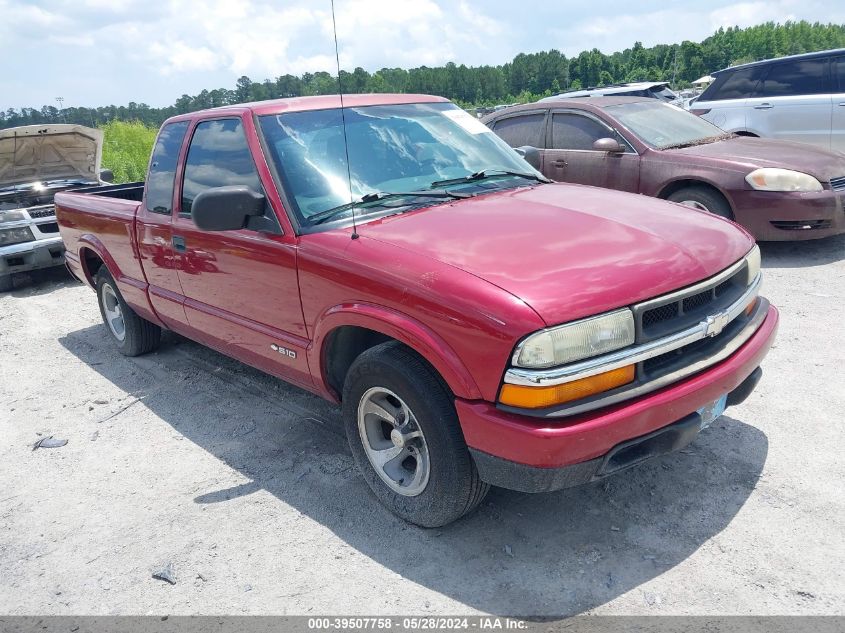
top-left (692, 49), bottom-right (845, 153)
top-left (540, 82), bottom-right (680, 103)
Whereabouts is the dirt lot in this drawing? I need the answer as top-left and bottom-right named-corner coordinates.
top-left (1, 235), bottom-right (843, 617)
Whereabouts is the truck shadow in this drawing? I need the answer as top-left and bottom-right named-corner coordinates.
top-left (59, 325), bottom-right (768, 617)
top-left (760, 232), bottom-right (845, 268)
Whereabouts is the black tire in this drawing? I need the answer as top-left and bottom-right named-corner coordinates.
top-left (342, 342), bottom-right (489, 527)
top-left (667, 186), bottom-right (733, 219)
top-left (95, 267), bottom-right (161, 356)
top-left (0, 275), bottom-right (12, 293)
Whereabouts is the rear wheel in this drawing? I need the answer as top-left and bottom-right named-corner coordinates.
top-left (95, 268), bottom-right (161, 356)
top-left (667, 186), bottom-right (733, 220)
top-left (342, 342), bottom-right (489, 527)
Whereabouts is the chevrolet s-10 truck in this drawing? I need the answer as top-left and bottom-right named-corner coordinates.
top-left (55, 94), bottom-right (779, 527)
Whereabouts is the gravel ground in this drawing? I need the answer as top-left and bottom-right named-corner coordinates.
top-left (1, 234), bottom-right (843, 617)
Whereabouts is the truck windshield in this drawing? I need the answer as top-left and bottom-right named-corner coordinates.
top-left (258, 102), bottom-right (540, 228)
top-left (607, 101), bottom-right (730, 149)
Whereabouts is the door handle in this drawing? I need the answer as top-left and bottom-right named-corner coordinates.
top-left (754, 103), bottom-right (774, 109)
top-left (172, 235), bottom-right (186, 252)
top-left (553, 159), bottom-right (567, 168)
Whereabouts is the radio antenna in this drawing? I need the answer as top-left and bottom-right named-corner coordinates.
top-left (330, 0), bottom-right (358, 239)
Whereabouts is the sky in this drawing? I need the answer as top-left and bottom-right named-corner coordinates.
top-left (1, 0), bottom-right (843, 110)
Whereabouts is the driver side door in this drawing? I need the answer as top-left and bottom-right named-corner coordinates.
top-left (171, 115), bottom-right (312, 388)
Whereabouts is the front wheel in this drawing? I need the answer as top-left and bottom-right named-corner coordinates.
top-left (667, 186), bottom-right (733, 219)
top-left (95, 268), bottom-right (161, 356)
top-left (342, 342), bottom-right (489, 527)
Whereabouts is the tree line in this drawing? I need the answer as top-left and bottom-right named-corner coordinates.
top-left (2, 21), bottom-right (843, 130)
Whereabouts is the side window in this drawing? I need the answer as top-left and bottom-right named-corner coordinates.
top-left (181, 118), bottom-right (263, 216)
top-left (704, 66), bottom-right (766, 101)
top-left (492, 113), bottom-right (546, 148)
top-left (758, 59), bottom-right (829, 97)
top-left (836, 57), bottom-right (845, 92)
top-left (551, 113), bottom-right (612, 151)
top-left (145, 121), bottom-right (188, 214)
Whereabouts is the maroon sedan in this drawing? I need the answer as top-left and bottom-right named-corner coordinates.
top-left (482, 97), bottom-right (845, 240)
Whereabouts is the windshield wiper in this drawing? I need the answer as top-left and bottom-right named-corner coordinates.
top-left (309, 189), bottom-right (473, 225)
top-left (431, 169), bottom-right (551, 188)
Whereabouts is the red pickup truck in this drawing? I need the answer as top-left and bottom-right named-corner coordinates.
top-left (56, 94), bottom-right (778, 527)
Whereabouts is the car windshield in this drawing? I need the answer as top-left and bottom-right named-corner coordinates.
top-left (258, 102), bottom-right (540, 227)
top-left (606, 101), bottom-right (729, 149)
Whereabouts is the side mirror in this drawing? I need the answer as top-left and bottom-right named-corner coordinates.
top-left (593, 138), bottom-right (625, 153)
top-left (514, 145), bottom-right (541, 170)
top-left (192, 186), bottom-right (266, 232)
top-left (99, 169), bottom-right (114, 183)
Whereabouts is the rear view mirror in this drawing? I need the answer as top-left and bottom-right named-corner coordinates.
top-left (515, 145), bottom-right (541, 170)
top-left (593, 138), bottom-right (625, 153)
top-left (99, 169), bottom-right (114, 183)
top-left (192, 186), bottom-right (266, 232)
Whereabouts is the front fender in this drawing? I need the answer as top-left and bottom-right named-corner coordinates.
top-left (309, 302), bottom-right (483, 401)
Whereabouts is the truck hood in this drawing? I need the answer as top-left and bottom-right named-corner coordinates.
top-left (669, 136), bottom-right (845, 182)
top-left (360, 183), bottom-right (754, 326)
top-left (0, 124), bottom-right (103, 188)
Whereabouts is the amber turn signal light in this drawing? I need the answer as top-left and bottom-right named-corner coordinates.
top-left (499, 365), bottom-right (636, 409)
top-left (744, 297), bottom-right (758, 316)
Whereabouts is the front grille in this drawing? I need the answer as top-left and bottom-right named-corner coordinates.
top-left (642, 313), bottom-right (746, 379)
top-left (637, 264), bottom-right (748, 342)
top-left (682, 290), bottom-right (711, 313)
top-left (641, 303), bottom-right (678, 328)
top-left (36, 222), bottom-right (59, 234)
top-left (28, 205), bottom-right (55, 219)
top-left (830, 176), bottom-right (845, 192)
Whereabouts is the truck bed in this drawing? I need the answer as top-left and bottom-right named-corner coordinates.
top-left (55, 186), bottom-right (146, 297)
top-left (69, 181), bottom-right (144, 202)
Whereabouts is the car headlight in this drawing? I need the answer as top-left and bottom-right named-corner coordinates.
top-left (745, 244), bottom-right (760, 284)
top-left (0, 226), bottom-right (35, 246)
top-left (513, 308), bottom-right (636, 369)
top-left (0, 210), bottom-right (27, 223)
top-left (745, 168), bottom-right (823, 192)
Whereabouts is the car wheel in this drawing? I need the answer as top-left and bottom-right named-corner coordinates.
top-left (0, 275), bottom-right (12, 293)
top-left (342, 341), bottom-right (490, 527)
top-left (95, 267), bottom-right (161, 356)
top-left (668, 186), bottom-right (733, 219)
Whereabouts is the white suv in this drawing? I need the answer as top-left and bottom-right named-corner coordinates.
top-left (692, 49), bottom-right (845, 153)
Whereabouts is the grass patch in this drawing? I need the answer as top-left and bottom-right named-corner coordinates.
top-left (100, 120), bottom-right (157, 184)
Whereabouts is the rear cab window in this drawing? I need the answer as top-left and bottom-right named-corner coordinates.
top-left (145, 121), bottom-right (189, 214)
top-left (181, 118), bottom-right (264, 216)
top-left (491, 113), bottom-right (546, 148)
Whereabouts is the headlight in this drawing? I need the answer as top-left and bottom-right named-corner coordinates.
top-left (0, 226), bottom-right (35, 246)
top-left (513, 308), bottom-right (636, 369)
top-left (745, 168), bottom-right (822, 192)
top-left (0, 210), bottom-right (27, 223)
top-left (745, 244), bottom-right (760, 284)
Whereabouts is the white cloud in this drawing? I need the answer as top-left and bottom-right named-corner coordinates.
top-left (553, 0), bottom-right (845, 56)
top-left (1, 0), bottom-right (842, 108)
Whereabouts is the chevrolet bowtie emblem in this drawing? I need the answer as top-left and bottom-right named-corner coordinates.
top-left (704, 311), bottom-right (730, 337)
